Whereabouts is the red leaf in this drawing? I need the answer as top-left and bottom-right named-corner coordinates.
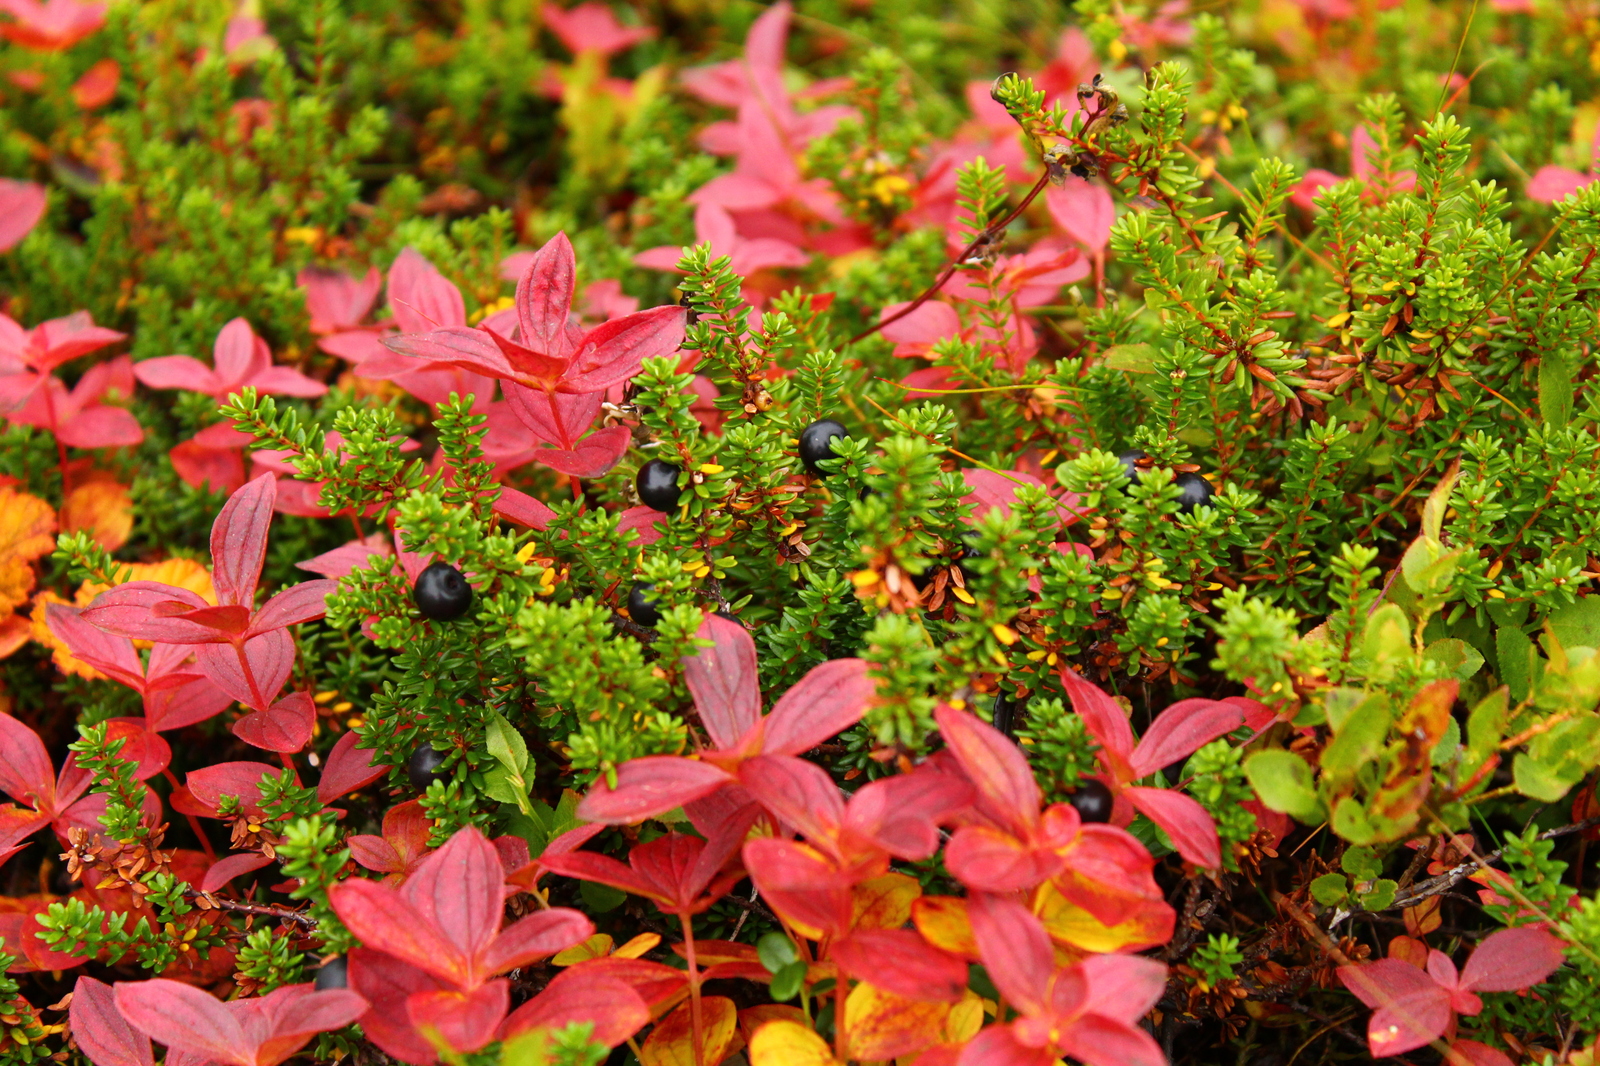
top-left (250, 986), bottom-right (367, 1066)
top-left (199, 852), bottom-right (275, 893)
top-left (70, 977), bottom-right (153, 1066)
top-left (347, 950), bottom-right (451, 1066)
top-left (1450, 1040), bottom-right (1515, 1066)
top-left (405, 980), bottom-right (509, 1054)
top-left (232, 691), bottom-right (314, 752)
top-left (933, 704), bottom-right (1040, 834)
top-left (82, 583), bottom-right (214, 644)
top-left (513, 233), bottom-right (581, 363)
top-left (195, 629), bottom-right (295, 711)
top-left (737, 755), bottom-right (845, 852)
top-left (1077, 953), bottom-right (1168, 1024)
top-left (1057, 669), bottom-right (1136, 773)
top-left (957, 1025), bottom-right (1057, 1066)
top-left (1055, 1011), bottom-right (1166, 1066)
top-left (1124, 786), bottom-right (1222, 869)
top-left (831, 929), bottom-right (967, 1003)
top-left (538, 850), bottom-right (664, 905)
top-left (251, 580), bottom-right (337, 633)
top-left (965, 893), bottom-right (1053, 1015)
top-left (328, 878), bottom-right (473, 987)
top-left (146, 677), bottom-right (233, 733)
top-left (0, 712), bottom-right (56, 808)
top-left (385, 326), bottom-right (516, 380)
top-left (558, 305), bottom-right (687, 394)
top-left (113, 979), bottom-right (248, 1066)
top-left (1337, 960), bottom-right (1452, 1056)
top-left (576, 755), bottom-right (732, 824)
top-left (184, 762), bottom-right (279, 818)
top-left (404, 826), bottom-right (511, 968)
top-left (844, 763), bottom-right (974, 861)
top-left (943, 825), bottom-right (1061, 894)
top-left (317, 731), bottom-right (390, 802)
top-left (499, 968), bottom-right (649, 1046)
top-left (741, 838), bottom-right (851, 937)
top-left (493, 488), bottom-right (555, 530)
top-left (762, 658), bottom-right (874, 755)
top-left (1128, 698), bottom-right (1243, 778)
top-left (389, 249), bottom-right (466, 333)
top-left (57, 405), bottom-right (144, 449)
top-left (211, 474), bottom-right (277, 607)
top-left (683, 613), bottom-right (762, 750)
top-left (528, 426), bottom-right (632, 478)
top-left (479, 909), bottom-right (594, 974)
top-left (0, 179), bottom-right (46, 253)
top-left (1459, 926), bottom-right (1565, 993)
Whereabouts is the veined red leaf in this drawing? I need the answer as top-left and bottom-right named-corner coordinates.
top-left (1458, 926), bottom-right (1565, 993)
top-left (317, 731), bottom-right (390, 802)
top-left (232, 692), bottom-right (314, 752)
top-left (70, 977), bottom-right (153, 1066)
top-left (762, 657), bottom-right (874, 756)
top-left (113, 979), bottom-right (249, 1066)
top-left (405, 981), bottom-right (508, 1054)
top-left (210, 474), bottom-right (276, 608)
top-left (1128, 698), bottom-right (1243, 778)
top-left (499, 968), bottom-right (649, 1046)
top-left (832, 929), bottom-right (967, 1003)
top-left (1124, 786), bottom-right (1221, 869)
top-left (933, 704), bottom-right (1040, 833)
top-left (576, 755), bottom-right (732, 824)
top-left (199, 852), bottom-right (274, 893)
top-left (965, 893), bottom-right (1052, 1015)
top-left (184, 761), bottom-right (279, 819)
top-left (683, 613), bottom-right (762, 750)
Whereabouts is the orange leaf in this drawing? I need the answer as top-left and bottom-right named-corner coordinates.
top-left (911, 896), bottom-right (978, 959)
top-left (842, 982), bottom-right (947, 1061)
top-left (0, 486), bottom-right (56, 616)
top-left (748, 1020), bottom-right (837, 1066)
top-left (1403, 897), bottom-right (1442, 938)
top-left (640, 996), bottom-right (738, 1066)
top-left (60, 481), bottom-right (133, 551)
top-left (0, 614), bottom-right (29, 659)
top-left (29, 591), bottom-right (104, 679)
top-left (850, 872), bottom-right (920, 929)
top-left (78, 557), bottom-right (217, 607)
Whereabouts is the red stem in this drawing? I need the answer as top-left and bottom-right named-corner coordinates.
top-left (678, 912), bottom-right (705, 1066)
top-left (163, 768), bottom-right (216, 861)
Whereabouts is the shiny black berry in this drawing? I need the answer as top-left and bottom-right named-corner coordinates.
top-left (413, 562), bottom-right (472, 621)
top-left (713, 608), bottom-right (745, 628)
top-left (407, 745), bottom-right (449, 790)
top-left (1174, 472), bottom-right (1214, 513)
top-left (1117, 449), bottom-right (1148, 483)
top-left (1066, 778), bottom-right (1114, 823)
top-left (628, 582), bottom-right (661, 628)
top-left (992, 691), bottom-right (1023, 738)
top-left (314, 956), bottom-right (349, 991)
top-left (798, 419), bottom-right (849, 475)
top-left (637, 460), bottom-right (682, 511)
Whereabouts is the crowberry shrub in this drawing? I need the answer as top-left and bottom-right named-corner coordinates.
top-left (3, 2), bottom-right (1600, 1066)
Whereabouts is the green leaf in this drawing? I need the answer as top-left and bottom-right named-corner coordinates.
top-left (757, 932), bottom-right (798, 974)
top-left (770, 960), bottom-right (808, 1002)
top-left (1539, 352), bottom-right (1574, 429)
top-left (1549, 597), bottom-right (1600, 654)
top-left (1244, 750), bottom-right (1321, 820)
top-left (1103, 343), bottom-right (1158, 374)
top-left (1331, 796), bottom-right (1379, 845)
top-left (1309, 873), bottom-right (1348, 907)
top-left (1354, 878), bottom-right (1397, 911)
top-left (485, 709), bottom-right (530, 775)
top-left (579, 880), bottom-right (627, 913)
top-left (1464, 687), bottom-right (1508, 776)
top-left (1364, 603), bottom-right (1411, 666)
top-left (1321, 694), bottom-right (1393, 783)
top-left (1424, 637), bottom-right (1484, 681)
top-left (1496, 626), bottom-right (1538, 702)
top-left (1340, 846), bottom-right (1382, 882)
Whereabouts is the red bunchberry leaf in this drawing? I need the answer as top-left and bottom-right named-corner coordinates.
top-left (1337, 958), bottom-right (1452, 1056)
top-left (683, 613), bottom-right (762, 748)
top-left (1122, 786), bottom-right (1222, 870)
top-left (0, 179), bottom-right (46, 252)
top-left (70, 977), bottom-right (152, 1066)
top-left (498, 968), bottom-right (650, 1046)
top-left (199, 852), bottom-right (275, 893)
top-left (1458, 925), bottom-right (1565, 992)
top-left (184, 762), bottom-right (279, 819)
top-left (316, 730), bottom-right (390, 803)
top-left (231, 691), bottom-right (315, 753)
top-left (830, 928), bottom-right (968, 1004)
top-left (404, 981), bottom-right (509, 1055)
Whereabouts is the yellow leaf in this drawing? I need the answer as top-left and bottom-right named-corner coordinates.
top-left (640, 997), bottom-right (738, 1066)
top-left (844, 983), bottom-right (946, 1061)
top-left (0, 487), bottom-right (55, 616)
top-left (737, 1005), bottom-right (806, 1048)
top-left (615, 932), bottom-right (661, 958)
top-left (944, 993), bottom-right (985, 1043)
top-left (552, 933), bottom-right (613, 966)
top-left (748, 1020), bottom-right (836, 1066)
top-left (59, 481), bottom-right (133, 551)
top-left (911, 896), bottom-right (978, 958)
top-left (851, 872), bottom-right (920, 929)
top-left (1033, 880), bottom-right (1175, 954)
top-left (78, 556), bottom-right (216, 606)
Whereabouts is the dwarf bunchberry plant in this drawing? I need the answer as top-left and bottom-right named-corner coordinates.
top-left (5, 2), bottom-right (1600, 1066)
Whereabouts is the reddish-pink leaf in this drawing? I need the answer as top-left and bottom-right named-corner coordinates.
top-left (514, 233), bottom-right (581, 363)
top-left (185, 762), bottom-right (279, 818)
top-left (300, 267), bottom-right (381, 334)
top-left (45, 603), bottom-right (145, 689)
top-left (528, 426), bottom-right (632, 478)
top-left (557, 305), bottom-right (688, 394)
top-left (1077, 954), bottom-right (1168, 1024)
top-left (1459, 926), bottom-right (1566, 993)
top-left (146, 677), bottom-right (233, 733)
top-left (737, 754), bottom-right (844, 851)
top-left (956, 1025), bottom-right (1056, 1066)
top-left (389, 249), bottom-right (466, 334)
top-left (113, 979), bottom-right (248, 1066)
top-left (0, 712), bottom-right (56, 807)
top-left (567, 957), bottom-right (687, 1009)
top-left (346, 950), bottom-right (449, 1065)
top-left (101, 718), bottom-right (171, 779)
top-left (57, 405), bottom-right (143, 449)
top-left (845, 763), bottom-right (973, 861)
top-left (943, 825), bottom-right (1061, 894)
top-left (480, 908), bottom-right (594, 974)
top-left (933, 704), bottom-right (1040, 833)
top-left (347, 834), bottom-right (404, 874)
top-left (195, 629), bottom-right (294, 711)
top-left (762, 658), bottom-right (874, 756)
top-left (1337, 960), bottom-right (1452, 1056)
top-left (1450, 1040), bottom-right (1515, 1066)
top-left (210, 474), bottom-right (277, 607)
top-left (499, 968), bottom-right (649, 1046)
top-left (232, 691), bottom-right (315, 752)
top-left (1056, 1011), bottom-right (1165, 1066)
top-left (741, 837), bottom-right (851, 937)
top-left (966, 893), bottom-right (1053, 1015)
top-left (385, 326), bottom-right (516, 380)
top-left (401, 826), bottom-right (507, 978)
top-left (317, 731), bottom-right (390, 802)
top-left (70, 977), bottom-right (153, 1066)
top-left (405, 980), bottom-right (509, 1054)
top-left (251, 580), bottom-right (337, 633)
top-left (0, 179), bottom-right (46, 253)
top-left (576, 755), bottom-right (732, 824)
top-left (538, 850), bottom-right (663, 905)
top-left (493, 487), bottom-right (555, 530)
top-left (1128, 698), bottom-right (1243, 779)
top-left (169, 439), bottom-right (246, 495)
top-left (1124, 786), bottom-right (1221, 869)
top-left (250, 986), bottom-right (368, 1066)
top-left (82, 583), bottom-right (214, 644)
top-left (683, 613), bottom-right (762, 749)
top-left (327, 878), bottom-right (472, 987)
top-left (133, 355), bottom-right (218, 394)
top-left (832, 929), bottom-right (967, 1003)
top-left (1057, 669), bottom-right (1136, 772)
top-left (199, 852), bottom-right (274, 893)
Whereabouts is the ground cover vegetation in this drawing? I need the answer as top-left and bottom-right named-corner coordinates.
top-left (3, 0), bottom-right (1600, 1064)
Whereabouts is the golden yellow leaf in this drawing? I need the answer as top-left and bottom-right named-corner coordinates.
top-left (615, 932), bottom-right (661, 958)
top-left (850, 872), bottom-right (920, 930)
top-left (844, 982), bottom-right (946, 1061)
top-left (77, 556), bottom-right (216, 606)
top-left (1033, 880), bottom-right (1174, 955)
top-left (0, 487), bottom-right (56, 616)
top-left (737, 1006), bottom-right (806, 1049)
top-left (640, 996), bottom-right (738, 1066)
top-left (944, 993), bottom-right (985, 1043)
top-left (910, 897), bottom-right (978, 959)
top-left (59, 481), bottom-right (133, 551)
top-left (552, 933), bottom-right (613, 966)
top-left (748, 1020), bottom-right (837, 1066)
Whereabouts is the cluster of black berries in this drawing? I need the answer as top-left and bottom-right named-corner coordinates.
top-left (1117, 450), bottom-right (1214, 512)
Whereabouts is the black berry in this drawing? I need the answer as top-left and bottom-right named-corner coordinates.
top-left (314, 956), bottom-right (348, 991)
top-left (798, 419), bottom-right (849, 475)
top-left (1117, 449), bottom-right (1148, 483)
top-left (1174, 472), bottom-right (1214, 513)
top-left (628, 582), bottom-right (661, 627)
top-left (407, 745), bottom-right (449, 790)
top-left (413, 562), bottom-right (472, 621)
top-left (713, 608), bottom-right (745, 628)
top-left (636, 460), bottom-right (682, 511)
top-left (991, 691), bottom-right (1023, 738)
top-left (1066, 778), bottom-right (1114, 823)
